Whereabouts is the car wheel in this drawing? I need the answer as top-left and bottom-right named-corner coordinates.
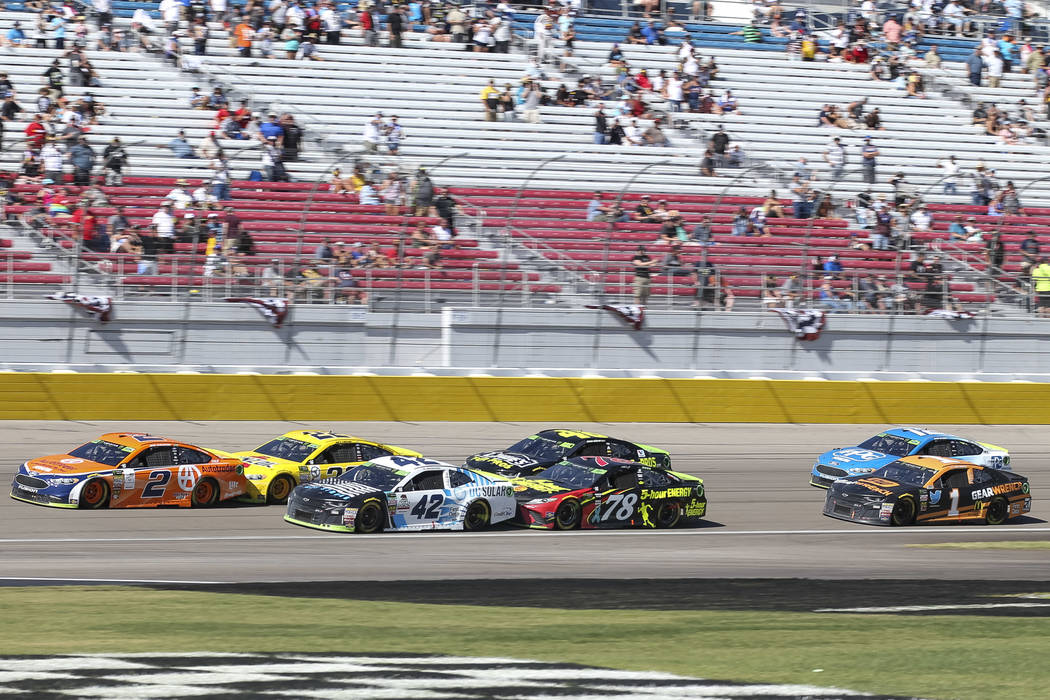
top-left (354, 499), bottom-right (385, 534)
top-left (79, 479), bottom-right (109, 509)
top-left (191, 478), bottom-right (219, 508)
top-left (554, 499), bottom-right (581, 530)
top-left (890, 496), bottom-right (916, 526)
top-left (266, 475), bottom-right (295, 505)
top-left (985, 496), bottom-right (1009, 525)
top-left (463, 499), bottom-right (491, 531)
top-left (655, 501), bottom-right (682, 528)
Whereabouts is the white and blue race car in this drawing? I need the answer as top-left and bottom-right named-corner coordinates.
top-left (284, 455), bottom-right (517, 533)
top-left (810, 427), bottom-right (1010, 488)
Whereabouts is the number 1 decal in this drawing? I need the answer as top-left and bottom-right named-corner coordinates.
top-left (948, 488), bottom-right (960, 517)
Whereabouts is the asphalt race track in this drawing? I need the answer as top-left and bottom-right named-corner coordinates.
top-left (1, 421), bottom-right (1047, 584)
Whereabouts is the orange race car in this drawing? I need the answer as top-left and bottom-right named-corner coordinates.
top-left (10, 433), bottom-right (248, 509)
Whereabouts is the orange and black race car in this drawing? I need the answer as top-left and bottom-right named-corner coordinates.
top-left (10, 433), bottom-right (248, 509)
top-left (823, 455), bottom-right (1031, 526)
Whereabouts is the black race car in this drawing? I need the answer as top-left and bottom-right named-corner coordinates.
top-left (497, 456), bottom-right (706, 530)
top-left (464, 429), bottom-right (671, 477)
top-left (823, 456), bottom-right (1031, 527)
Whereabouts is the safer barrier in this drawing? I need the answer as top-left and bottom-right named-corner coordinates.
top-left (2, 374), bottom-right (1048, 423)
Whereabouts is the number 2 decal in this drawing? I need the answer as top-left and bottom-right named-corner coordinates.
top-left (600, 493), bottom-right (639, 521)
top-left (410, 494), bottom-right (443, 519)
top-left (948, 488), bottom-right (960, 517)
top-left (142, 470), bottom-right (171, 498)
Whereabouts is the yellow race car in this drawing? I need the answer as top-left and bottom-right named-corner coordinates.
top-left (233, 430), bottom-right (422, 504)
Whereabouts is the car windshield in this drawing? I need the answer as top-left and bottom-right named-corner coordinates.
top-left (875, 462), bottom-right (937, 487)
top-left (505, 435), bottom-right (571, 463)
top-left (857, 434), bottom-right (915, 457)
top-left (336, 464), bottom-right (406, 491)
top-left (532, 462), bottom-right (606, 490)
top-left (253, 437), bottom-right (317, 462)
top-left (67, 440), bottom-right (132, 466)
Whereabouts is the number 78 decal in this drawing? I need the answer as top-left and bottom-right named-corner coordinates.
top-left (600, 493), bottom-right (638, 521)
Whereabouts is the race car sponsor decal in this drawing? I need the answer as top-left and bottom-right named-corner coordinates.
top-left (177, 466), bottom-right (202, 491)
top-left (971, 482), bottom-right (1022, 500)
top-left (684, 499), bottom-right (706, 517)
top-left (317, 482), bottom-right (382, 499)
top-left (59, 458), bottom-right (84, 465)
top-left (472, 452), bottom-right (536, 468)
top-left (241, 456), bottom-right (276, 467)
top-left (929, 489), bottom-right (942, 505)
top-left (832, 449), bottom-right (886, 462)
top-left (641, 487), bottom-right (692, 500)
top-left (856, 477), bottom-right (899, 496)
top-left (879, 503), bottom-right (895, 521)
top-left (342, 507), bottom-right (358, 526)
top-left (396, 493), bottom-right (411, 513)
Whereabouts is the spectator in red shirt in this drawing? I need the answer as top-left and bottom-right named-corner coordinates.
top-left (635, 69), bottom-right (653, 91)
top-left (25, 114), bottom-right (47, 149)
top-left (847, 42), bottom-right (870, 64)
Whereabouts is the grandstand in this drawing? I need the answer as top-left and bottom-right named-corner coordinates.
top-left (0, 3), bottom-right (1047, 314)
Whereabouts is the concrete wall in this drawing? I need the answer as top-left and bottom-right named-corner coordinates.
top-left (3, 300), bottom-right (1049, 377)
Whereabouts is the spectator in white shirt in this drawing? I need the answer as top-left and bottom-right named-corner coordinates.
top-left (909, 205), bottom-right (932, 231)
top-left (166, 179), bottom-right (194, 209)
top-left (157, 0), bottom-right (180, 32)
top-left (936, 155), bottom-right (960, 195)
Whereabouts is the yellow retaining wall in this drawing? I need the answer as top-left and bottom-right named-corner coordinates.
top-left (1, 373), bottom-right (1049, 423)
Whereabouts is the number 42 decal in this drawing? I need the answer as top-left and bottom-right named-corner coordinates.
top-left (410, 494), bottom-right (444, 519)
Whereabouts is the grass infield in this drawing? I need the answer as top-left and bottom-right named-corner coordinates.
top-left (0, 586), bottom-right (1044, 699)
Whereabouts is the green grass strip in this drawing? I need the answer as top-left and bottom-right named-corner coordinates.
top-left (0, 586), bottom-right (1047, 700)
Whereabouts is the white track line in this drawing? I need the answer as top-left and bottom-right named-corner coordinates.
top-left (0, 576), bottom-right (222, 584)
top-left (1, 526), bottom-right (1049, 544)
top-left (816, 602), bottom-right (1050, 613)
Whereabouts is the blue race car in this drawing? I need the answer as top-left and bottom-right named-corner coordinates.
top-left (810, 427), bottom-right (1010, 488)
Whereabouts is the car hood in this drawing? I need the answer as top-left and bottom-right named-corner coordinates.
top-left (816, 448), bottom-right (899, 472)
top-left (464, 451), bottom-right (545, 473)
top-left (508, 477), bottom-right (578, 503)
top-left (294, 479), bottom-right (384, 502)
top-left (23, 454), bottom-right (119, 476)
top-left (232, 451), bottom-right (298, 471)
top-left (830, 476), bottom-right (912, 499)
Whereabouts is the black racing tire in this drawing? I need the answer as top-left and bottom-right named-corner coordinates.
top-left (463, 499), bottom-right (491, 531)
top-left (553, 499), bottom-right (582, 530)
top-left (79, 478), bottom-right (110, 509)
top-left (191, 478), bottom-right (220, 508)
top-left (655, 501), bottom-right (682, 529)
top-left (985, 496), bottom-right (1009, 526)
top-left (266, 474), bottom-right (295, 505)
top-left (354, 499), bottom-right (385, 534)
top-left (890, 496), bottom-right (916, 526)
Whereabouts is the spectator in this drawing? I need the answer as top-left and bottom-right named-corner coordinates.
top-left (631, 246), bottom-right (656, 305)
top-left (433, 187), bottom-right (458, 235)
top-left (860, 137), bottom-right (879, 184)
top-left (790, 175), bottom-right (811, 219)
top-left (587, 191), bottom-right (609, 222)
top-left (480, 79), bottom-right (499, 121)
top-left (211, 153), bottom-right (231, 201)
top-left (910, 205), bottom-right (932, 232)
top-left (413, 169), bottom-right (434, 217)
top-left (948, 215), bottom-right (967, 240)
top-left (521, 80), bottom-right (541, 124)
top-left (101, 136), bottom-right (126, 186)
top-left (966, 47), bottom-right (984, 86)
top-left (1020, 233), bottom-right (1040, 273)
top-left (823, 255), bottom-right (842, 275)
top-left (987, 50), bottom-right (1004, 88)
top-left (387, 5), bottom-right (403, 49)
top-left (692, 216), bottom-right (714, 245)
